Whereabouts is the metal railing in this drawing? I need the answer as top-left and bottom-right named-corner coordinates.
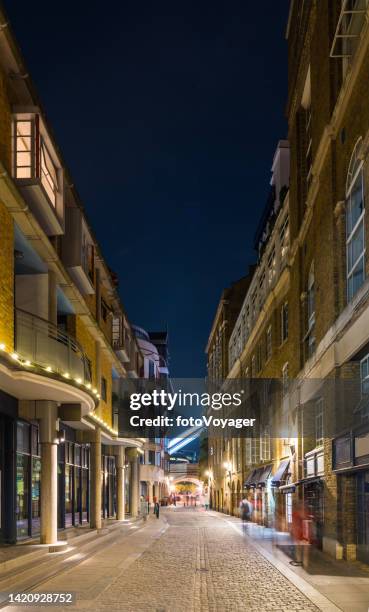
top-left (15, 308), bottom-right (91, 383)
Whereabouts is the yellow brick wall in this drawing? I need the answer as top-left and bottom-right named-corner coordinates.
top-left (0, 201), bottom-right (14, 351)
top-left (99, 353), bottom-right (112, 426)
top-left (75, 316), bottom-right (96, 386)
top-left (75, 316), bottom-right (113, 427)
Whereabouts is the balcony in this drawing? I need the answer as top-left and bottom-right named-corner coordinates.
top-left (15, 308), bottom-right (91, 384)
top-left (13, 114), bottom-right (64, 236)
top-left (112, 317), bottom-right (130, 363)
top-left (61, 207), bottom-right (95, 295)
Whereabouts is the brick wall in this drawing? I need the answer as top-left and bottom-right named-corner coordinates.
top-left (0, 201), bottom-right (14, 351)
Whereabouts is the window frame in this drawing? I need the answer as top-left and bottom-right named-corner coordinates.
top-left (346, 139), bottom-right (365, 302)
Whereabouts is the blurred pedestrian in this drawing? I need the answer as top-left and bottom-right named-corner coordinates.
top-left (154, 501), bottom-right (160, 519)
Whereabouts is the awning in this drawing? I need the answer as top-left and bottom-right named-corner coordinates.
top-left (243, 469), bottom-right (257, 488)
top-left (279, 483), bottom-right (296, 494)
top-left (271, 459), bottom-right (290, 487)
top-left (256, 464), bottom-right (273, 487)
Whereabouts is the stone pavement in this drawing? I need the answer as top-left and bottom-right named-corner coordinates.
top-left (2, 506), bottom-right (337, 612)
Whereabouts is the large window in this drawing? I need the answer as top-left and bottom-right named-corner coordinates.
top-left (346, 139), bottom-right (365, 301)
top-left (279, 215), bottom-right (290, 259)
top-left (40, 140), bottom-right (58, 206)
top-left (16, 421), bottom-right (41, 539)
top-left (14, 117), bottom-right (58, 207)
top-left (15, 120), bottom-right (33, 178)
top-left (305, 262), bottom-right (316, 358)
top-left (268, 247), bottom-right (276, 285)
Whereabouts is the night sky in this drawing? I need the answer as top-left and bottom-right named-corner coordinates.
top-left (4, 1), bottom-right (289, 378)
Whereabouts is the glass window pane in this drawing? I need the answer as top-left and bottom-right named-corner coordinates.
top-left (17, 121), bottom-right (32, 136)
top-left (16, 151), bottom-right (31, 167)
top-left (17, 422), bottom-right (30, 454)
top-left (16, 453), bottom-right (30, 538)
top-left (16, 167), bottom-right (32, 179)
top-left (17, 136), bottom-right (31, 152)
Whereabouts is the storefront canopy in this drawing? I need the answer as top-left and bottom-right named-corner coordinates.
top-left (243, 469), bottom-right (257, 488)
top-left (256, 464), bottom-right (273, 487)
top-left (271, 459), bottom-right (290, 487)
top-left (244, 464), bottom-right (273, 488)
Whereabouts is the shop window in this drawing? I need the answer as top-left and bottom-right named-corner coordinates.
top-left (286, 493), bottom-right (293, 524)
top-left (346, 138), bottom-right (365, 301)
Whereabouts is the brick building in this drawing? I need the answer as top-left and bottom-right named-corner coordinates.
top-left (0, 7), bottom-right (147, 545)
top-left (207, 0), bottom-right (369, 565)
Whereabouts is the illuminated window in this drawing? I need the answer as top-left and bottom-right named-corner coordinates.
top-left (15, 120), bottom-right (33, 178)
top-left (346, 138), bottom-right (365, 301)
top-left (40, 140), bottom-right (58, 206)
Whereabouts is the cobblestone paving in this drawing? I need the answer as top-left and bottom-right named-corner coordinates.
top-left (6, 509), bottom-right (320, 612)
top-left (96, 508), bottom-right (318, 612)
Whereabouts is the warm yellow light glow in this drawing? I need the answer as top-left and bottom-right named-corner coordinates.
top-left (0, 343), bottom-right (5, 351)
top-left (24, 360), bottom-right (32, 367)
top-left (86, 383), bottom-right (92, 390)
top-left (63, 372), bottom-right (70, 379)
top-left (11, 353), bottom-right (19, 361)
top-left (45, 366), bottom-right (52, 372)
top-left (75, 377), bottom-right (82, 384)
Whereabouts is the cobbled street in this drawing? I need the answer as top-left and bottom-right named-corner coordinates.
top-left (4, 508), bottom-right (321, 612)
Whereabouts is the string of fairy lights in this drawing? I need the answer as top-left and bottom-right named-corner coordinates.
top-left (0, 341), bottom-right (119, 437)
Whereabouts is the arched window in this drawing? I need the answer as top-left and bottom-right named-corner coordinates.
top-left (346, 137), bottom-right (365, 301)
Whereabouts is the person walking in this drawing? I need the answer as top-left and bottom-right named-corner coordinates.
top-left (240, 497), bottom-right (253, 530)
top-left (154, 501), bottom-right (160, 519)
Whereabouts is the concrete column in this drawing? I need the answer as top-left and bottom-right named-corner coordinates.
top-left (115, 446), bottom-right (126, 521)
top-left (127, 449), bottom-right (139, 517)
top-left (35, 401), bottom-right (58, 545)
top-left (90, 427), bottom-right (102, 529)
top-left (48, 270), bottom-right (57, 326)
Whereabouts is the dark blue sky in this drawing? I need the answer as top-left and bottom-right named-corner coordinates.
top-left (5, 1), bottom-right (288, 377)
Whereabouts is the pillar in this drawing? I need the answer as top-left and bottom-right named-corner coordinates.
top-left (115, 446), bottom-right (126, 521)
top-left (36, 401), bottom-right (58, 545)
top-left (90, 427), bottom-right (102, 529)
top-left (127, 448), bottom-right (139, 517)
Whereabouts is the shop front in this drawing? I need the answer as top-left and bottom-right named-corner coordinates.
top-left (16, 420), bottom-right (41, 540)
top-left (101, 452), bottom-right (116, 519)
top-left (333, 429), bottom-right (369, 563)
top-left (58, 427), bottom-right (90, 530)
